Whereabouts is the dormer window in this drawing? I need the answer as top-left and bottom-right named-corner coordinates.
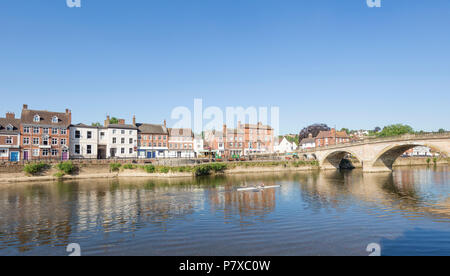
top-left (52, 116), bottom-right (58, 123)
top-left (33, 115), bottom-right (40, 122)
top-left (6, 124), bottom-right (13, 131)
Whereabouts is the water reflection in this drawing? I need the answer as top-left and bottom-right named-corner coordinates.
top-left (0, 166), bottom-right (448, 255)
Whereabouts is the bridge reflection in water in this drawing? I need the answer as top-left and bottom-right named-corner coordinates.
top-left (0, 166), bottom-right (448, 255)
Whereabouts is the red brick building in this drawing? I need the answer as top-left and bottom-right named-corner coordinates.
top-left (221, 122), bottom-right (274, 157)
top-left (0, 113), bottom-right (21, 161)
top-left (20, 104), bottom-right (72, 161)
top-left (315, 128), bottom-right (350, 148)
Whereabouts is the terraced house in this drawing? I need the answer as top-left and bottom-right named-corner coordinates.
top-left (20, 104), bottom-right (71, 161)
top-left (0, 112), bottom-right (21, 161)
top-left (103, 116), bottom-right (138, 159)
top-left (168, 128), bottom-right (194, 158)
top-left (135, 118), bottom-right (168, 158)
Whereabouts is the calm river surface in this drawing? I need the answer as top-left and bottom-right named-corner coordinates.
top-left (0, 166), bottom-right (449, 256)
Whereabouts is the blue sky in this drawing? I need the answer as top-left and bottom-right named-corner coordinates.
top-left (0, 0), bottom-right (449, 133)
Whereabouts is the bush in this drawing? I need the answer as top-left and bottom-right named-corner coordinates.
top-left (194, 165), bottom-right (212, 177)
top-left (23, 162), bottom-right (50, 175)
top-left (53, 172), bottom-right (65, 178)
top-left (110, 163), bottom-right (122, 172)
top-left (157, 166), bottom-right (170, 174)
top-left (123, 164), bottom-right (137, 170)
top-left (209, 163), bottom-right (227, 173)
top-left (56, 161), bottom-right (76, 175)
top-left (144, 165), bottom-right (156, 173)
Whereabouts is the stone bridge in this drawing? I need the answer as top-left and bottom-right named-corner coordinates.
top-left (299, 133), bottom-right (450, 172)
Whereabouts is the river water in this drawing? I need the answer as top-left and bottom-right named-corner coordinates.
top-left (0, 166), bottom-right (449, 256)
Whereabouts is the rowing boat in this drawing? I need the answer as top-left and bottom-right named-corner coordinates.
top-left (237, 185), bottom-right (281, 192)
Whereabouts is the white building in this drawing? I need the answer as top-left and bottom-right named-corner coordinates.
top-left (69, 124), bottom-right (99, 159)
top-left (103, 117), bottom-right (138, 159)
top-left (412, 146), bottom-right (432, 157)
top-left (194, 136), bottom-right (204, 158)
top-left (275, 137), bottom-right (298, 153)
top-left (300, 134), bottom-right (316, 150)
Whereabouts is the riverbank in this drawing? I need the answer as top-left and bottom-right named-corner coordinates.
top-left (0, 161), bottom-right (320, 184)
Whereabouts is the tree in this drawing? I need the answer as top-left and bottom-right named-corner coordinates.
top-left (91, 122), bottom-right (102, 127)
top-left (374, 127), bottom-right (381, 133)
top-left (340, 128), bottom-right (350, 135)
top-left (109, 117), bottom-right (119, 124)
top-left (438, 128), bottom-right (446, 133)
top-left (376, 124), bottom-right (414, 137)
top-left (299, 124), bottom-right (331, 142)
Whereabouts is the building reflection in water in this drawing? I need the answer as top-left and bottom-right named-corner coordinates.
top-left (0, 166), bottom-right (448, 254)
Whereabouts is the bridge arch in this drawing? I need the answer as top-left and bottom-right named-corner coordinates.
top-left (371, 143), bottom-right (448, 171)
top-left (320, 150), bottom-right (362, 170)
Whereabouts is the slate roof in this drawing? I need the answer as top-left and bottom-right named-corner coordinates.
top-left (0, 117), bottom-right (21, 135)
top-left (300, 138), bottom-right (315, 145)
top-left (21, 108), bottom-right (71, 127)
top-left (107, 123), bottom-right (138, 130)
top-left (70, 123), bottom-right (101, 129)
top-left (136, 123), bottom-right (167, 134)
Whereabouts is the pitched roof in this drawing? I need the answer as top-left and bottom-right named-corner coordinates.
top-left (107, 123), bottom-right (138, 130)
top-left (136, 123), bottom-right (167, 134)
top-left (168, 128), bottom-right (193, 137)
top-left (300, 138), bottom-right (315, 144)
top-left (21, 108), bottom-right (71, 127)
top-left (70, 123), bottom-right (101, 129)
top-left (0, 117), bottom-right (21, 135)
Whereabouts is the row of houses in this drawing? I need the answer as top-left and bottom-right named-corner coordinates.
top-left (299, 128), bottom-right (351, 150)
top-left (0, 105), bottom-right (275, 161)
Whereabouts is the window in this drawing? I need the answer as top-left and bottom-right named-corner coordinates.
top-left (121, 148), bottom-right (125, 154)
top-left (6, 137), bottom-right (12, 144)
top-left (51, 149), bottom-right (58, 156)
top-left (75, 131), bottom-right (81, 139)
top-left (129, 148), bottom-right (133, 154)
top-left (112, 137), bottom-right (117, 144)
top-left (52, 138), bottom-right (58, 145)
top-left (158, 143), bottom-right (162, 147)
top-left (6, 124), bottom-right (13, 131)
top-left (112, 130), bottom-right (116, 134)
top-left (42, 149), bottom-right (49, 156)
top-left (129, 138), bottom-right (133, 144)
top-left (75, 145), bottom-right (81, 154)
top-left (43, 137), bottom-right (49, 146)
top-left (129, 130), bottom-right (132, 135)
top-left (32, 149), bottom-right (39, 157)
top-left (23, 127), bottom-right (30, 133)
top-left (23, 137), bottom-right (30, 145)
top-left (33, 127), bottom-right (40, 134)
top-left (0, 149), bottom-right (7, 157)
top-left (100, 132), bottom-right (105, 139)
top-left (43, 128), bottom-right (49, 134)
top-left (87, 131), bottom-right (92, 139)
top-left (164, 143), bottom-right (167, 147)
top-left (33, 115), bottom-right (40, 122)
top-left (52, 116), bottom-right (58, 123)
top-left (87, 145), bottom-right (92, 154)
top-left (52, 128), bottom-right (58, 135)
top-left (121, 130), bottom-right (125, 135)
top-left (121, 138), bottom-right (125, 144)
top-left (61, 139), bottom-right (67, 145)
top-left (60, 129), bottom-right (67, 135)
top-left (33, 138), bottom-right (39, 145)
top-left (163, 136), bottom-right (167, 140)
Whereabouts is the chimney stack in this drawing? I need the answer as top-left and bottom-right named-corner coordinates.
top-left (164, 120), bottom-right (167, 128)
top-left (118, 119), bottom-right (125, 125)
top-left (133, 115), bottom-right (136, 126)
top-left (105, 116), bottom-right (110, 127)
top-left (67, 109), bottom-right (72, 125)
top-left (308, 133), bottom-right (313, 138)
top-left (23, 104), bottom-right (28, 110)
top-left (5, 112), bottom-right (15, 119)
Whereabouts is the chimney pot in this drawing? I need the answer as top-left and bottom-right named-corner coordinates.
top-left (133, 115), bottom-right (136, 126)
top-left (23, 104), bottom-right (28, 110)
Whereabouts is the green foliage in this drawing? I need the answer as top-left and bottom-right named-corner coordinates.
top-left (194, 165), bottom-right (213, 176)
top-left (23, 162), bottom-right (50, 175)
top-left (123, 164), bottom-right (137, 170)
top-left (376, 124), bottom-right (415, 137)
top-left (91, 122), bottom-right (102, 127)
top-left (426, 158), bottom-right (431, 165)
top-left (433, 157), bottom-right (438, 165)
top-left (109, 117), bottom-right (119, 124)
top-left (53, 172), bottom-right (65, 178)
top-left (438, 128), bottom-right (446, 133)
top-left (110, 163), bottom-right (122, 172)
top-left (56, 161), bottom-right (76, 175)
top-left (157, 166), bottom-right (170, 174)
top-left (143, 164), bottom-right (156, 173)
